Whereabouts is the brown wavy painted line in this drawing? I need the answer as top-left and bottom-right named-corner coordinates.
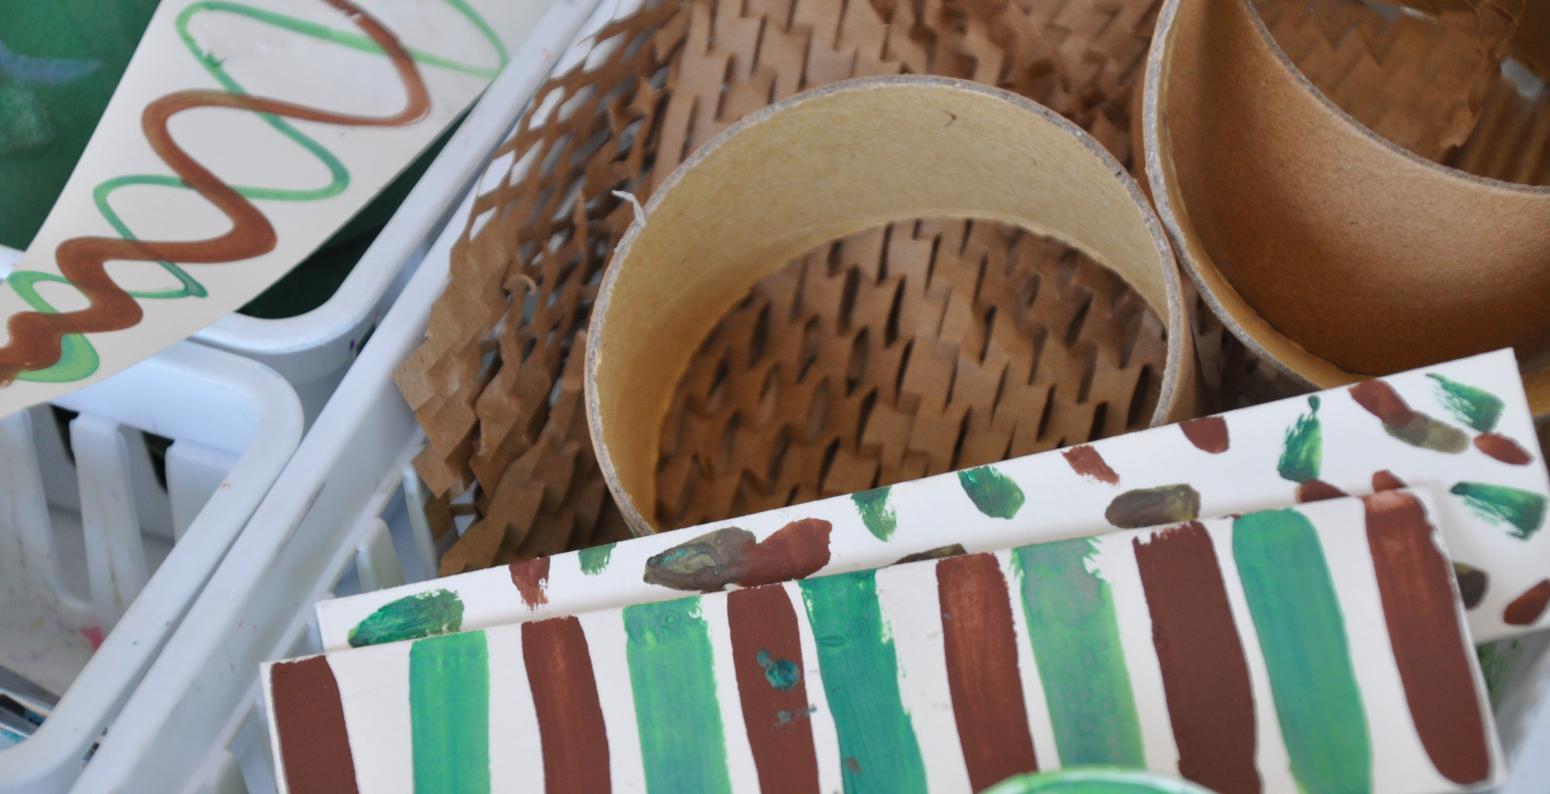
top-left (0, 0), bottom-right (430, 384)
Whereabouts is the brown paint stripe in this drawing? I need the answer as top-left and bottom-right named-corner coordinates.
top-left (1505, 579), bottom-right (1550, 626)
top-left (727, 586), bottom-right (821, 792)
top-left (510, 557), bottom-right (551, 607)
top-left (1475, 433), bottom-right (1533, 465)
top-left (1133, 522), bottom-right (1259, 794)
top-left (522, 618), bottom-right (611, 792)
top-left (1295, 479), bottom-right (1347, 503)
top-left (269, 656), bottom-right (361, 794)
top-left (1372, 470), bottom-right (1407, 491)
top-left (937, 553), bottom-right (1038, 790)
top-left (1364, 491), bottom-right (1492, 785)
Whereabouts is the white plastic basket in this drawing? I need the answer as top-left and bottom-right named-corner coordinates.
top-left (0, 336), bottom-right (302, 793)
top-left (67, 2), bottom-right (607, 790)
top-left (71, 0), bottom-right (1550, 789)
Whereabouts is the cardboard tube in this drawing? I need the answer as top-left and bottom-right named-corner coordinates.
top-left (588, 76), bottom-right (1194, 534)
top-left (1143, 0), bottom-right (1550, 413)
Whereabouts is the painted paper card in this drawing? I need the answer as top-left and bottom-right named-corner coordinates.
top-left (0, 0), bottom-right (548, 413)
top-left (317, 350), bottom-right (1550, 646)
top-left (267, 491), bottom-right (1504, 794)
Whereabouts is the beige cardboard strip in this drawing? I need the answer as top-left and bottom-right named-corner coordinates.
top-left (1143, 0), bottom-right (1550, 414)
top-left (588, 76), bottom-right (1195, 534)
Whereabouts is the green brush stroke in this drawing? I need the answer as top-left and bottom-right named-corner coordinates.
top-left (852, 486), bottom-right (898, 540)
top-left (1233, 508), bottom-right (1369, 794)
top-left (410, 631), bottom-right (490, 794)
top-left (348, 589), bottom-right (464, 647)
top-left (958, 465), bottom-right (1026, 519)
top-left (801, 570), bottom-right (927, 793)
top-left (624, 598), bottom-right (732, 793)
top-left (1013, 538), bottom-right (1144, 766)
top-left (1451, 482), bottom-right (1547, 540)
top-left (1, 0), bottom-right (506, 382)
top-left (1476, 640), bottom-right (1523, 708)
top-left (756, 650), bottom-right (800, 691)
top-left (579, 542), bottom-right (617, 575)
top-left (1277, 396), bottom-right (1322, 483)
top-left (1428, 373), bottom-right (1503, 433)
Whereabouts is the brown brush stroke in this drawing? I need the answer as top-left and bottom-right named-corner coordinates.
top-left (1454, 563), bottom-right (1488, 610)
top-left (1179, 416), bottom-right (1230, 453)
top-left (269, 656), bottom-right (361, 794)
top-left (936, 553), bottom-right (1038, 790)
top-left (1475, 433), bottom-right (1533, 465)
top-left (510, 557), bottom-right (552, 607)
top-left (522, 617), bottom-right (611, 793)
top-left (1349, 382), bottom-right (1468, 452)
top-left (1133, 522), bottom-right (1259, 794)
top-left (895, 543), bottom-right (967, 565)
top-left (1062, 445), bottom-right (1119, 485)
top-left (1364, 491), bottom-right (1492, 785)
top-left (643, 518), bottom-right (831, 591)
top-left (0, 0), bottom-right (430, 383)
top-left (1505, 579), bottom-right (1550, 626)
top-left (1350, 381), bottom-right (1418, 426)
top-left (1373, 470), bottom-right (1408, 491)
top-left (1105, 484), bottom-right (1201, 528)
top-left (1295, 479), bottom-right (1347, 503)
top-left (727, 585), bottom-right (821, 793)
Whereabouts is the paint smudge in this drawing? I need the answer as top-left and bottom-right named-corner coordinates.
top-left (1372, 470), bottom-right (1407, 491)
top-left (1013, 539), bottom-right (1145, 766)
top-left (801, 571), bottom-right (928, 792)
top-left (80, 625), bottom-right (104, 650)
top-left (1477, 640), bottom-right (1522, 707)
top-left (578, 542), bottom-right (617, 575)
top-left (1133, 523), bottom-right (1259, 794)
top-left (1295, 479), bottom-right (1347, 503)
top-left (624, 598), bottom-right (733, 792)
top-left (522, 618), bottom-right (611, 793)
top-left (1180, 416), bottom-right (1230, 454)
top-left (1475, 433), bottom-right (1533, 465)
top-left (852, 486), bottom-right (897, 540)
top-left (1455, 563), bottom-right (1488, 610)
top-left (755, 650), bottom-right (800, 690)
top-left (1364, 491), bottom-right (1492, 784)
top-left (1504, 579), bottom-right (1550, 626)
top-left (643, 518), bottom-right (832, 592)
top-left (1350, 381), bottom-right (1469, 453)
top-left (347, 589), bottom-right (463, 647)
top-left (1062, 445), bottom-right (1119, 485)
top-left (1105, 484), bottom-right (1201, 529)
top-left (269, 657), bottom-right (360, 794)
top-left (410, 631), bottom-right (490, 793)
top-left (937, 554), bottom-right (1039, 790)
top-left (1233, 508), bottom-right (1369, 794)
top-left (509, 557), bottom-right (551, 608)
top-left (1428, 373), bottom-right (1504, 433)
top-left (729, 587), bottom-right (820, 792)
top-left (1277, 396), bottom-right (1322, 482)
top-left (895, 543), bottom-right (967, 564)
top-left (1450, 482), bottom-right (1547, 540)
top-left (958, 465), bottom-right (1026, 519)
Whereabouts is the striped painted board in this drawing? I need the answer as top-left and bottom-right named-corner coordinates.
top-left (318, 350), bottom-right (1550, 648)
top-left (267, 490), bottom-right (1503, 794)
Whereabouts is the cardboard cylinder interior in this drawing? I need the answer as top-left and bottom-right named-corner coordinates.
top-left (1143, 0), bottom-right (1550, 413)
top-left (588, 76), bottom-right (1194, 534)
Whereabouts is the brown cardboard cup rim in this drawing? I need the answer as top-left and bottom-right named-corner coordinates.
top-left (587, 75), bottom-right (1195, 535)
top-left (1143, 0), bottom-right (1550, 413)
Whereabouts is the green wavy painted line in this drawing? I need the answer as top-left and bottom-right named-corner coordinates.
top-left (2, 0), bottom-right (506, 382)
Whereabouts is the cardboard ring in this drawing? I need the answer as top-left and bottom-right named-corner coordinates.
top-left (588, 76), bottom-right (1195, 535)
top-left (1143, 0), bottom-right (1550, 413)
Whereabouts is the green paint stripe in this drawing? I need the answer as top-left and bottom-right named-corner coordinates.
top-left (349, 589), bottom-right (463, 647)
top-left (959, 465), bottom-right (1026, 519)
top-left (1232, 508), bottom-right (1370, 793)
top-left (800, 571), bottom-right (927, 793)
top-left (624, 598), bottom-right (732, 793)
top-left (410, 631), bottom-right (490, 794)
top-left (579, 542), bottom-right (616, 575)
top-left (852, 486), bottom-right (897, 540)
top-left (1012, 539), bottom-right (1144, 766)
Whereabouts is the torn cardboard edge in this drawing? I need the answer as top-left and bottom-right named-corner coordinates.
top-left (1142, 0), bottom-right (1550, 415)
top-left (588, 76), bottom-right (1196, 535)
